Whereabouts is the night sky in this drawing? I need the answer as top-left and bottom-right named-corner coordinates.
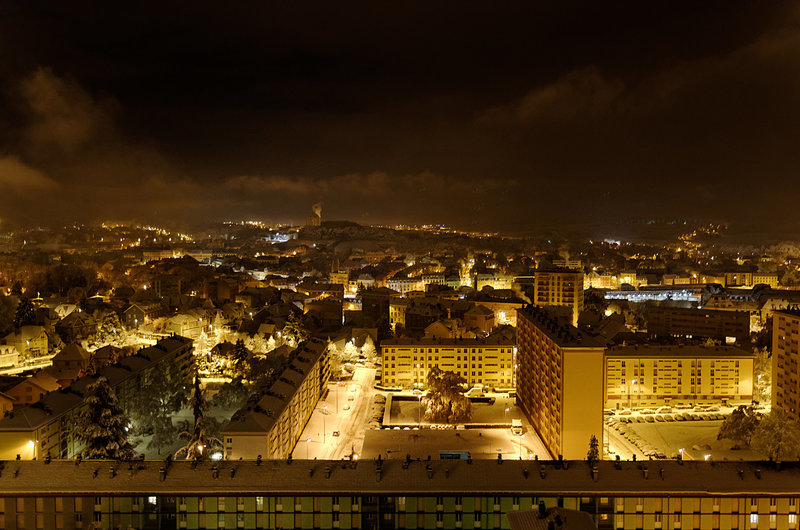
top-left (1, 2), bottom-right (799, 235)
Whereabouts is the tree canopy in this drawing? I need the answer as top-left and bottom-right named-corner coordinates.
top-left (422, 367), bottom-right (472, 424)
top-left (175, 377), bottom-right (221, 460)
top-left (717, 405), bottom-right (760, 446)
top-left (751, 409), bottom-right (800, 461)
top-left (75, 376), bottom-right (137, 460)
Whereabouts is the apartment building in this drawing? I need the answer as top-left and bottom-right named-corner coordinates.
top-left (773, 310), bottom-right (800, 420)
top-left (516, 306), bottom-right (605, 460)
top-left (532, 268), bottom-right (584, 326)
top-left (646, 307), bottom-right (751, 344)
top-left (223, 340), bottom-right (329, 460)
top-left (0, 336), bottom-right (193, 460)
top-left (1, 460), bottom-right (799, 530)
top-left (380, 337), bottom-right (516, 390)
top-left (604, 344), bottom-right (754, 409)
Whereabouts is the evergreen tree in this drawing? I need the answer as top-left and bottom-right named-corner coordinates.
top-left (13, 297), bottom-right (35, 328)
top-left (175, 377), bottom-right (221, 460)
top-left (587, 435), bottom-right (600, 463)
top-left (282, 312), bottom-right (308, 346)
top-left (212, 376), bottom-right (251, 409)
top-left (75, 376), bottom-right (137, 460)
top-left (127, 362), bottom-right (190, 452)
top-left (227, 339), bottom-right (250, 379)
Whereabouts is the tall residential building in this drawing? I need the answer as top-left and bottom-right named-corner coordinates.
top-left (1, 460), bottom-right (798, 530)
top-left (380, 337), bottom-right (516, 390)
top-left (533, 268), bottom-right (584, 326)
top-left (223, 340), bottom-right (329, 459)
top-left (516, 306), bottom-right (605, 460)
top-left (773, 309), bottom-right (800, 420)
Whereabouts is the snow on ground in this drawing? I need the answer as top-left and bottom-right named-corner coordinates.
top-left (623, 420), bottom-right (760, 461)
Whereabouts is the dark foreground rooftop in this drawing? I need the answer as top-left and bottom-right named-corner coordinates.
top-left (0, 459), bottom-right (798, 496)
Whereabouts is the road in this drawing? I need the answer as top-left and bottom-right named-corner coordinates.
top-left (292, 365), bottom-right (377, 460)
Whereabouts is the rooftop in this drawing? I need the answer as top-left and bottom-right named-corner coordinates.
top-left (223, 340), bottom-right (327, 435)
top-left (0, 459), bottom-right (798, 496)
top-left (606, 344), bottom-right (753, 358)
top-left (381, 336), bottom-right (515, 347)
top-left (518, 306), bottom-right (604, 349)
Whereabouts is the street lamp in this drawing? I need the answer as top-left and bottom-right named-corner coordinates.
top-left (504, 407), bottom-right (510, 424)
top-left (322, 406), bottom-right (327, 445)
top-left (417, 394), bottom-right (422, 429)
top-left (336, 381), bottom-right (340, 413)
top-left (518, 434), bottom-right (525, 459)
top-left (306, 438), bottom-right (311, 459)
top-left (679, 448), bottom-right (685, 460)
top-left (628, 379), bottom-right (637, 411)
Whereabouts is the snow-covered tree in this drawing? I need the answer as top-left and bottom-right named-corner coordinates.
top-left (282, 312), bottom-right (308, 347)
top-left (587, 435), bottom-right (600, 463)
top-left (93, 312), bottom-right (131, 348)
top-left (126, 362), bottom-right (190, 452)
top-left (212, 376), bottom-right (251, 409)
top-left (361, 336), bottom-right (376, 361)
top-left (752, 409), bottom-right (800, 461)
top-left (343, 340), bottom-right (359, 360)
top-left (226, 339), bottom-right (250, 379)
top-left (75, 376), bottom-right (137, 460)
top-left (422, 367), bottom-right (472, 423)
top-left (175, 377), bottom-right (222, 460)
top-left (717, 405), bottom-right (760, 446)
top-left (753, 348), bottom-right (772, 404)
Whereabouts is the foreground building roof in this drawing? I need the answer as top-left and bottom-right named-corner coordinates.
top-left (0, 459), bottom-right (799, 496)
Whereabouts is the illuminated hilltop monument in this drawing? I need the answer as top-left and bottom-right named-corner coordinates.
top-left (306, 202), bottom-right (322, 227)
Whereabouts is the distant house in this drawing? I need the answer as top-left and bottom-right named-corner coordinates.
top-left (6, 372), bottom-right (60, 407)
top-left (464, 305), bottom-right (495, 334)
top-left (1, 326), bottom-right (48, 359)
top-left (49, 344), bottom-right (91, 386)
top-left (0, 345), bottom-right (20, 368)
top-left (123, 302), bottom-right (163, 328)
top-left (54, 311), bottom-right (96, 343)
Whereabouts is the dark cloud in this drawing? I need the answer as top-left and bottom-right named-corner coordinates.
top-left (0, 1), bottom-right (798, 235)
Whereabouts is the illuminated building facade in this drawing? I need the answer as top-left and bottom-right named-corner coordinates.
top-left (773, 310), bottom-right (800, 420)
top-left (532, 269), bottom-right (584, 326)
top-left (381, 337), bottom-right (516, 390)
top-left (516, 306), bottom-right (605, 460)
top-left (223, 340), bottom-right (329, 460)
top-left (604, 344), bottom-right (754, 409)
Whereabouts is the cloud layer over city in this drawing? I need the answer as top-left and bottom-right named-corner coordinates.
top-left (1, 2), bottom-right (799, 235)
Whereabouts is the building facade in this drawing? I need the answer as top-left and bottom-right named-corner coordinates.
top-left (380, 338), bottom-right (516, 390)
top-left (646, 307), bottom-right (750, 344)
top-left (0, 460), bottom-right (799, 530)
top-left (773, 310), bottom-right (800, 420)
top-left (604, 345), bottom-right (754, 409)
top-left (516, 306), bottom-right (605, 460)
top-left (532, 269), bottom-right (584, 326)
top-left (0, 336), bottom-right (193, 460)
top-left (223, 340), bottom-right (329, 460)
